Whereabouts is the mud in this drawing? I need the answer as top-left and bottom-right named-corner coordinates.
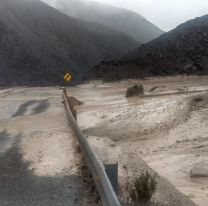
top-left (70, 76), bottom-right (208, 206)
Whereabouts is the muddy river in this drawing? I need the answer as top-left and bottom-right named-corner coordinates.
top-left (69, 76), bottom-right (208, 206)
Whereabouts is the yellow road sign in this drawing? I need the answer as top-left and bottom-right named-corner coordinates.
top-left (64, 73), bottom-right (72, 82)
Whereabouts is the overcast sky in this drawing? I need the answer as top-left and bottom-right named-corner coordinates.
top-left (91, 0), bottom-right (208, 31)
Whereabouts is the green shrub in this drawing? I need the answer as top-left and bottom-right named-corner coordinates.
top-left (126, 84), bottom-right (144, 97)
top-left (130, 171), bottom-right (157, 204)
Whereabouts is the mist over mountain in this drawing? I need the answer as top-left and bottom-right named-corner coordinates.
top-left (87, 15), bottom-right (208, 81)
top-left (0, 0), bottom-right (138, 86)
top-left (43, 0), bottom-right (164, 43)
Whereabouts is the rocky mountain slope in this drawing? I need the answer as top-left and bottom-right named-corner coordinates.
top-left (42, 0), bottom-right (164, 43)
top-left (87, 15), bottom-right (208, 81)
top-left (0, 0), bottom-right (138, 86)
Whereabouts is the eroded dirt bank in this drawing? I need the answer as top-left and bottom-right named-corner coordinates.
top-left (70, 76), bottom-right (208, 206)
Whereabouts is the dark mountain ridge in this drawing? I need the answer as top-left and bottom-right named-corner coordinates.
top-left (87, 15), bottom-right (208, 81)
top-left (0, 0), bottom-right (138, 86)
top-left (44, 0), bottom-right (164, 43)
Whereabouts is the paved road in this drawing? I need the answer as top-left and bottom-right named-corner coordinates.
top-left (0, 88), bottom-right (89, 206)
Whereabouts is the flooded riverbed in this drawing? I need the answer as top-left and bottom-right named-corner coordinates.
top-left (69, 76), bottom-right (208, 206)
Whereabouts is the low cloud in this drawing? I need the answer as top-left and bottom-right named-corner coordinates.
top-left (92, 0), bottom-right (208, 31)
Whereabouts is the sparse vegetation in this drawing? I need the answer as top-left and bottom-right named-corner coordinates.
top-left (126, 84), bottom-right (144, 97)
top-left (130, 171), bottom-right (157, 204)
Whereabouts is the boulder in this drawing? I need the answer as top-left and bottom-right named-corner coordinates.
top-left (126, 84), bottom-right (144, 97)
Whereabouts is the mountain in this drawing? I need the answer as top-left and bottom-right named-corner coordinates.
top-left (87, 15), bottom-right (208, 81)
top-left (0, 0), bottom-right (138, 86)
top-left (42, 0), bottom-right (164, 43)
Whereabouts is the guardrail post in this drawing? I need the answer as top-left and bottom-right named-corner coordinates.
top-left (105, 163), bottom-right (118, 195)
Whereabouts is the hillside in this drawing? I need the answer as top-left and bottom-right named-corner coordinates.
top-left (87, 15), bottom-right (208, 81)
top-left (0, 0), bottom-right (138, 86)
top-left (42, 0), bottom-right (164, 43)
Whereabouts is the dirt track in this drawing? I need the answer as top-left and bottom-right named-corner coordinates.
top-left (70, 76), bottom-right (208, 206)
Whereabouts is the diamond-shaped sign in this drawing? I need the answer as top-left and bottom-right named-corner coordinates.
top-left (64, 73), bottom-right (72, 82)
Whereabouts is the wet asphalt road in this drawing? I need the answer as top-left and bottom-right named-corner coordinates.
top-left (0, 88), bottom-right (88, 206)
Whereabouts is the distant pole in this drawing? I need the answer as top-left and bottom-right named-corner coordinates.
top-left (185, 74), bottom-right (188, 92)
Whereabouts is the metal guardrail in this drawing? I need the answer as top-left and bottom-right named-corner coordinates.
top-left (62, 89), bottom-right (121, 206)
